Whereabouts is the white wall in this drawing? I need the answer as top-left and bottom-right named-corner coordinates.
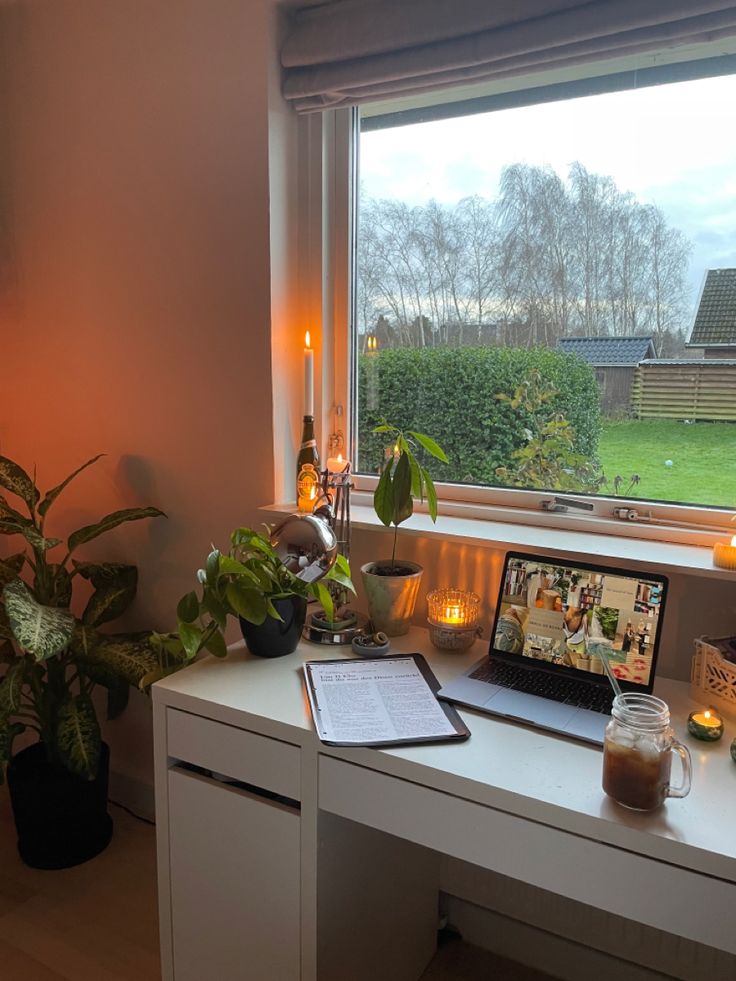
top-left (0, 0), bottom-right (281, 794)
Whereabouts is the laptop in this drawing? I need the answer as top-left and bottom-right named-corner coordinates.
top-left (437, 551), bottom-right (668, 745)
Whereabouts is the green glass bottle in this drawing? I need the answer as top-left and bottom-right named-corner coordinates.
top-left (296, 415), bottom-right (320, 510)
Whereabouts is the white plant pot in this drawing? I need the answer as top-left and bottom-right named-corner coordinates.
top-left (361, 560), bottom-right (423, 636)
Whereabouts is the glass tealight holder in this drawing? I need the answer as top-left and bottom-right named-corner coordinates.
top-left (427, 588), bottom-right (481, 652)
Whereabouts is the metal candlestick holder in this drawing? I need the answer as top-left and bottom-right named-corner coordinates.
top-left (303, 461), bottom-right (368, 645)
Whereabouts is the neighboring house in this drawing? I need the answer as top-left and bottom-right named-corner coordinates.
top-left (557, 336), bottom-right (656, 415)
top-left (686, 268), bottom-right (736, 358)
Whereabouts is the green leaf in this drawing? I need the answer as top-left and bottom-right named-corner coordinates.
top-left (423, 469), bottom-right (439, 523)
top-left (372, 424), bottom-right (393, 434)
top-left (76, 562), bottom-right (138, 626)
top-left (75, 632), bottom-right (161, 688)
top-left (3, 579), bottom-right (75, 660)
top-left (217, 555), bottom-right (260, 582)
top-left (205, 549), bottom-right (221, 585)
top-left (202, 590), bottom-right (228, 629)
top-left (78, 653), bottom-right (131, 721)
top-left (0, 553), bottom-right (25, 587)
top-left (316, 582), bottom-right (334, 623)
top-left (408, 453), bottom-right (422, 499)
top-left (0, 457), bottom-right (39, 513)
top-left (56, 694), bottom-right (101, 779)
top-left (407, 431), bottom-right (448, 464)
top-left (176, 590), bottom-right (200, 624)
top-left (325, 564), bottom-right (355, 594)
top-left (67, 506), bottom-right (165, 553)
top-left (373, 462), bottom-right (395, 527)
top-left (138, 665), bottom-right (182, 691)
top-left (178, 622), bottom-right (204, 660)
top-left (38, 454), bottom-right (105, 517)
top-left (0, 660), bottom-right (26, 717)
top-left (0, 521), bottom-right (60, 552)
top-left (204, 629), bottom-right (227, 659)
top-left (391, 452), bottom-right (413, 527)
top-left (225, 583), bottom-right (267, 625)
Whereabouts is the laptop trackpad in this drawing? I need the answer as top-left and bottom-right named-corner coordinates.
top-left (485, 689), bottom-right (578, 729)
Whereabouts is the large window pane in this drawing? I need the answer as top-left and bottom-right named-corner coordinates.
top-left (355, 72), bottom-right (736, 509)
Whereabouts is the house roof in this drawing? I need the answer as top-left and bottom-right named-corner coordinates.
top-left (688, 269), bottom-right (736, 347)
top-left (557, 336), bottom-right (656, 366)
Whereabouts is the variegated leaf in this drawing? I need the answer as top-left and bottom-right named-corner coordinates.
top-left (75, 633), bottom-right (160, 689)
top-left (46, 564), bottom-right (73, 608)
top-left (77, 653), bottom-right (130, 720)
top-left (2, 579), bottom-right (75, 660)
top-left (0, 457), bottom-right (39, 513)
top-left (0, 660), bottom-right (26, 717)
top-left (75, 562), bottom-right (138, 626)
top-left (67, 506), bottom-right (165, 553)
top-left (0, 495), bottom-right (32, 526)
top-left (56, 694), bottom-right (101, 780)
top-left (38, 454), bottom-right (105, 517)
top-left (0, 553), bottom-right (26, 587)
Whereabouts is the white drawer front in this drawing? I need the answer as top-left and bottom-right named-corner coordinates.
top-left (319, 756), bottom-right (736, 956)
top-left (167, 707), bottom-right (300, 801)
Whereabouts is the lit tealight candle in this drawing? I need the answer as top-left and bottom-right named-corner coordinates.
top-left (713, 535), bottom-right (736, 570)
top-left (304, 331), bottom-right (314, 417)
top-left (326, 452), bottom-right (349, 474)
top-left (443, 605), bottom-right (464, 625)
top-left (687, 708), bottom-right (724, 742)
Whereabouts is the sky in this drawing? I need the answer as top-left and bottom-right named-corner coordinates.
top-left (360, 73), bottom-right (736, 308)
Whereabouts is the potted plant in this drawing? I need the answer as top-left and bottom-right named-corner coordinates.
top-left (0, 453), bottom-right (166, 869)
top-left (161, 524), bottom-right (354, 661)
top-left (362, 422), bottom-right (447, 635)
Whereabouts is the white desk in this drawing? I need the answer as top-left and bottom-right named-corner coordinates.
top-left (153, 629), bottom-right (736, 981)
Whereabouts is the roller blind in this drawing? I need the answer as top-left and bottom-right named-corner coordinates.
top-left (281, 0), bottom-right (736, 113)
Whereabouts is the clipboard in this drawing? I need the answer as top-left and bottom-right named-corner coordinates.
top-left (303, 653), bottom-right (471, 748)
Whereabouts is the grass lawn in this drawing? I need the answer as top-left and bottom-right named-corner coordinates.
top-left (598, 419), bottom-right (736, 508)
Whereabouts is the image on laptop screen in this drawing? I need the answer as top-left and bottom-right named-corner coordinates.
top-left (493, 555), bottom-right (667, 689)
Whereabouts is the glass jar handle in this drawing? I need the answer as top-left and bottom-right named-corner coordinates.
top-left (666, 740), bottom-right (692, 799)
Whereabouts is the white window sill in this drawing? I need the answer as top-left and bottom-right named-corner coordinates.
top-left (260, 499), bottom-right (734, 581)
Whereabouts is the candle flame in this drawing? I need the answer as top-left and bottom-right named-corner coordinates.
top-left (704, 710), bottom-right (711, 720)
top-left (337, 453), bottom-right (343, 464)
top-left (305, 330), bottom-right (311, 349)
top-left (731, 534), bottom-right (736, 547)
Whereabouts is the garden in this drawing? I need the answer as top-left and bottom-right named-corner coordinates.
top-left (358, 347), bottom-right (736, 510)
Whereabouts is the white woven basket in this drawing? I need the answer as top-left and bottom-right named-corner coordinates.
top-left (691, 636), bottom-right (736, 717)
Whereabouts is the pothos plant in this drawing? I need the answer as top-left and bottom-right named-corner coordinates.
top-left (153, 525), bottom-right (354, 663)
top-left (0, 453), bottom-right (166, 782)
top-left (373, 421), bottom-right (448, 569)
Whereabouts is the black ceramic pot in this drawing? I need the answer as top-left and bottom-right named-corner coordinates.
top-left (7, 741), bottom-right (113, 870)
top-left (240, 595), bottom-right (307, 658)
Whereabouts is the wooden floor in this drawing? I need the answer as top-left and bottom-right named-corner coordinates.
top-left (1, 788), bottom-right (553, 981)
top-left (0, 789), bottom-right (160, 981)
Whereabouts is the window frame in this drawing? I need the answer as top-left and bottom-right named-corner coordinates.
top-left (321, 53), bottom-right (736, 548)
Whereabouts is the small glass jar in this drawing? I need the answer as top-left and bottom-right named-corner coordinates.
top-left (602, 693), bottom-right (691, 811)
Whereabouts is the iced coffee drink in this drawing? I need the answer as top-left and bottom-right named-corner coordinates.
top-left (602, 693), bottom-right (691, 811)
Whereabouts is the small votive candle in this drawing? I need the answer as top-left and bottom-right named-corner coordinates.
top-left (713, 536), bottom-right (736, 570)
top-left (687, 708), bottom-right (724, 741)
top-left (427, 588), bottom-right (481, 652)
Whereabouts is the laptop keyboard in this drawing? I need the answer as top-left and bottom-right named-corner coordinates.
top-left (469, 659), bottom-right (614, 714)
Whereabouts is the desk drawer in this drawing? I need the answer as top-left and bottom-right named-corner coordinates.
top-left (319, 756), bottom-right (736, 955)
top-left (167, 708), bottom-right (300, 801)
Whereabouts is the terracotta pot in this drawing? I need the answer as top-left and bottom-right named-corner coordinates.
top-left (361, 560), bottom-right (423, 636)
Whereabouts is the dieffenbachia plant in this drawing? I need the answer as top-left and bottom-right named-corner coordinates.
top-left (0, 453), bottom-right (166, 781)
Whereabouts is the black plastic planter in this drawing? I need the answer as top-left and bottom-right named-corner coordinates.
top-left (240, 595), bottom-right (307, 657)
top-left (7, 741), bottom-right (113, 870)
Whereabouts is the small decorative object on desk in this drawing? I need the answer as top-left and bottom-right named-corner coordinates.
top-left (427, 587), bottom-right (482, 652)
top-left (713, 535), bottom-right (736, 570)
top-left (351, 631), bottom-right (390, 658)
top-left (691, 636), bottom-right (736, 715)
top-left (687, 708), bottom-right (724, 742)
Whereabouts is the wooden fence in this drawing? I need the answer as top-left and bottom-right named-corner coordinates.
top-left (631, 361), bottom-right (736, 422)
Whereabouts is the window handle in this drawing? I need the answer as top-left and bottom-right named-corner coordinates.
top-left (541, 496), bottom-right (595, 514)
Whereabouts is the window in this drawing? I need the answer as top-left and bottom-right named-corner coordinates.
top-left (349, 59), bottom-right (736, 533)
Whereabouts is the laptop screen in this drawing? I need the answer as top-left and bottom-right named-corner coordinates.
top-left (491, 552), bottom-right (668, 691)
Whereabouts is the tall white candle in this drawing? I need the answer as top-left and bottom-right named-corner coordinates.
top-left (304, 330), bottom-right (314, 417)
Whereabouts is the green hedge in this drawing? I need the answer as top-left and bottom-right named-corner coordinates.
top-left (357, 347), bottom-right (601, 485)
